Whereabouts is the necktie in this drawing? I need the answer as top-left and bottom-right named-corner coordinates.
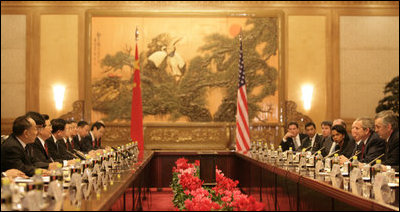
top-left (44, 143), bottom-right (49, 156)
top-left (361, 142), bottom-right (365, 160)
top-left (92, 139), bottom-right (95, 148)
top-left (25, 145), bottom-right (31, 158)
top-left (293, 137), bottom-right (298, 151)
top-left (71, 139), bottom-right (74, 149)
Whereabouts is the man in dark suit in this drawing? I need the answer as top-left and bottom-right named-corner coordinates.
top-left (319, 121), bottom-right (333, 157)
top-left (45, 118), bottom-right (67, 163)
top-left (82, 121), bottom-right (106, 152)
top-left (68, 120), bottom-right (78, 150)
top-left (56, 120), bottom-right (75, 160)
top-left (279, 122), bottom-right (307, 152)
top-left (375, 110), bottom-right (399, 171)
top-left (72, 121), bottom-right (90, 153)
top-left (341, 117), bottom-right (385, 164)
top-left (299, 122), bottom-right (323, 153)
top-left (1, 115), bottom-right (47, 177)
top-left (25, 112), bottom-right (60, 170)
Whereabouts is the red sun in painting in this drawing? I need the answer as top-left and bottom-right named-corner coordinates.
top-left (229, 24), bottom-right (242, 37)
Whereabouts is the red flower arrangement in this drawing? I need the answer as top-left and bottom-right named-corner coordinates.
top-left (171, 157), bottom-right (265, 211)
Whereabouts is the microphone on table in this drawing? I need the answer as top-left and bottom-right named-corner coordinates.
top-left (324, 149), bottom-right (340, 159)
top-left (66, 150), bottom-right (85, 160)
top-left (367, 153), bottom-right (385, 166)
top-left (72, 149), bottom-right (86, 159)
top-left (303, 146), bottom-right (312, 152)
top-left (312, 147), bottom-right (325, 156)
top-left (350, 151), bottom-right (361, 161)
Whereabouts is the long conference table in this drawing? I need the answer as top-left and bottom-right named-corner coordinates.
top-left (62, 151), bottom-right (399, 211)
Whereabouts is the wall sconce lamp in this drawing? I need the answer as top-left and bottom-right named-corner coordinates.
top-left (301, 84), bottom-right (313, 111)
top-left (53, 84), bottom-right (65, 111)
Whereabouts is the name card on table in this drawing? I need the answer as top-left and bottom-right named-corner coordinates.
top-left (81, 169), bottom-right (93, 199)
top-left (101, 160), bottom-right (110, 187)
top-left (373, 173), bottom-right (394, 204)
top-left (350, 168), bottom-right (363, 195)
top-left (294, 153), bottom-right (300, 163)
top-left (324, 158), bottom-right (332, 172)
top-left (69, 172), bottom-right (82, 207)
top-left (330, 164), bottom-right (343, 188)
top-left (47, 181), bottom-right (64, 210)
top-left (22, 190), bottom-right (41, 211)
top-left (92, 164), bottom-right (102, 193)
top-left (315, 160), bottom-right (324, 175)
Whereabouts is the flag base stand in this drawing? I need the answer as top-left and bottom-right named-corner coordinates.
top-left (200, 155), bottom-right (216, 185)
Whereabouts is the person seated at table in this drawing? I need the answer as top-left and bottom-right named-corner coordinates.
top-left (82, 121), bottom-right (105, 152)
top-left (299, 122), bottom-right (323, 153)
top-left (1, 115), bottom-right (49, 177)
top-left (340, 117), bottom-right (385, 165)
top-left (331, 125), bottom-right (355, 160)
top-left (320, 121), bottom-right (334, 157)
top-left (72, 120), bottom-right (90, 153)
top-left (280, 122), bottom-right (307, 152)
top-left (26, 111), bottom-right (61, 170)
top-left (56, 120), bottom-right (76, 160)
top-left (374, 110), bottom-right (399, 171)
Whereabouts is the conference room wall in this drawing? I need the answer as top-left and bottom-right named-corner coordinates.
top-left (1, 2), bottom-right (398, 136)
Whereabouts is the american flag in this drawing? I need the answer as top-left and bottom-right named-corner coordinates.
top-left (235, 34), bottom-right (251, 153)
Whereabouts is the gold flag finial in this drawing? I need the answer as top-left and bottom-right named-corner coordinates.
top-left (135, 27), bottom-right (139, 41)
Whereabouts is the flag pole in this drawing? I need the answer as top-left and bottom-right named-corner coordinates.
top-left (131, 26), bottom-right (144, 159)
top-left (135, 26), bottom-right (139, 41)
top-left (235, 28), bottom-right (251, 154)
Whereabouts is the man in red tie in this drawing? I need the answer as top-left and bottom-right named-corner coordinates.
top-left (83, 121), bottom-right (105, 151)
top-left (56, 120), bottom-right (74, 160)
top-left (26, 112), bottom-right (60, 170)
top-left (350, 117), bottom-right (385, 164)
top-left (73, 121), bottom-right (90, 153)
top-left (69, 120), bottom-right (78, 149)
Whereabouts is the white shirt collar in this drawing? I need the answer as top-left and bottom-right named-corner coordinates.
top-left (294, 134), bottom-right (301, 147)
top-left (363, 137), bottom-right (368, 145)
top-left (51, 134), bottom-right (58, 144)
top-left (310, 134), bottom-right (317, 145)
top-left (90, 131), bottom-right (95, 141)
top-left (329, 141), bottom-right (336, 154)
top-left (37, 136), bottom-right (45, 147)
top-left (16, 136), bottom-right (27, 149)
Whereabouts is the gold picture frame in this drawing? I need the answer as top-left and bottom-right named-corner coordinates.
top-left (84, 9), bottom-right (285, 149)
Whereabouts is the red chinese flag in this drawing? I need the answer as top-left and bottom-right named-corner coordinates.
top-left (131, 43), bottom-right (144, 159)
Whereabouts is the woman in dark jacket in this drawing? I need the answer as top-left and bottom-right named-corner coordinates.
top-left (331, 125), bottom-right (355, 159)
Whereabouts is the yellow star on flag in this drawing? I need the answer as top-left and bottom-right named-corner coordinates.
top-left (133, 60), bottom-right (140, 70)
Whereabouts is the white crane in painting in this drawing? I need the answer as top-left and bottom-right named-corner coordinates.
top-left (148, 37), bottom-right (186, 82)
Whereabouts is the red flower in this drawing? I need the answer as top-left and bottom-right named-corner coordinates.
top-left (179, 173), bottom-right (203, 191)
top-left (175, 158), bottom-right (189, 170)
top-left (172, 158), bottom-right (265, 211)
top-left (184, 194), bottom-right (221, 211)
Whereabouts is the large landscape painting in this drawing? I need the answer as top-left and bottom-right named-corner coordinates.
top-left (90, 14), bottom-right (281, 124)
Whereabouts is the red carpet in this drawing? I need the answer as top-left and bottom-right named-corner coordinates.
top-left (111, 188), bottom-right (176, 211)
top-left (142, 188), bottom-right (176, 211)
